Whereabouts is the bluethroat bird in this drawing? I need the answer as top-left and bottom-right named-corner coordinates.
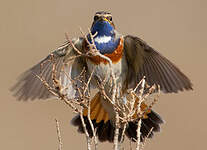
top-left (11, 11), bottom-right (193, 142)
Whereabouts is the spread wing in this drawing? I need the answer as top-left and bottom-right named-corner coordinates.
top-left (11, 37), bottom-right (86, 100)
top-left (124, 35), bottom-right (193, 93)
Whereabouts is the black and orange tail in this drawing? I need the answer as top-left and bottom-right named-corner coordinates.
top-left (71, 92), bottom-right (164, 142)
top-left (71, 92), bottom-right (117, 142)
top-left (125, 110), bottom-right (164, 142)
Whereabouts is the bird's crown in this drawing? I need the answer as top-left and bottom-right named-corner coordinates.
top-left (92, 11), bottom-right (114, 28)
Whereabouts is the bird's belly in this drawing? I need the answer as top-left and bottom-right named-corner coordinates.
top-left (87, 60), bottom-right (113, 83)
top-left (86, 55), bottom-right (128, 122)
top-left (86, 56), bottom-right (127, 89)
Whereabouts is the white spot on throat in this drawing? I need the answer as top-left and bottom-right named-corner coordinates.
top-left (94, 35), bottom-right (112, 44)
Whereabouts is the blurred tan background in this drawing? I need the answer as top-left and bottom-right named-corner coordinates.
top-left (0, 0), bottom-right (206, 149)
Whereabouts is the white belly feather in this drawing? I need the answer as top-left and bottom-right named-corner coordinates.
top-left (86, 53), bottom-right (128, 122)
top-left (86, 55), bottom-right (127, 90)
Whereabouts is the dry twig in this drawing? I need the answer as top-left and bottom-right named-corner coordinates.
top-left (55, 119), bottom-right (63, 150)
top-left (136, 77), bottom-right (146, 150)
top-left (36, 29), bottom-right (160, 150)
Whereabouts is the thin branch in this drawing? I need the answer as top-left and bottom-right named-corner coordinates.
top-left (36, 29), bottom-right (161, 150)
top-left (114, 111), bottom-right (120, 150)
top-left (136, 78), bottom-right (146, 150)
top-left (80, 108), bottom-right (91, 150)
top-left (134, 76), bottom-right (146, 92)
top-left (120, 122), bottom-right (127, 143)
top-left (85, 69), bottom-right (98, 150)
top-left (140, 127), bottom-right (154, 150)
top-left (65, 33), bottom-right (82, 55)
top-left (55, 118), bottom-right (63, 150)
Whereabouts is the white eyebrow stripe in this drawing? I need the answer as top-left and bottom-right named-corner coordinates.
top-left (95, 14), bottom-right (112, 17)
top-left (94, 36), bottom-right (112, 43)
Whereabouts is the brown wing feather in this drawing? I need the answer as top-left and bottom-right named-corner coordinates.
top-left (124, 35), bottom-right (193, 93)
top-left (11, 54), bottom-right (63, 101)
top-left (11, 38), bottom-right (86, 100)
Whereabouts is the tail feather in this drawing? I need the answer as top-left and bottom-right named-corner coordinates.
top-left (126, 110), bottom-right (164, 142)
top-left (97, 121), bottom-right (114, 142)
top-left (142, 122), bottom-right (154, 138)
top-left (83, 92), bottom-right (109, 123)
top-left (71, 116), bottom-right (124, 142)
top-left (71, 110), bottom-right (163, 143)
top-left (147, 110), bottom-right (164, 124)
top-left (126, 122), bottom-right (138, 141)
top-left (71, 92), bottom-right (164, 143)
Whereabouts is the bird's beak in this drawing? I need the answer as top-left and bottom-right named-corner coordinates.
top-left (100, 17), bottom-right (110, 23)
top-left (103, 17), bottom-right (110, 22)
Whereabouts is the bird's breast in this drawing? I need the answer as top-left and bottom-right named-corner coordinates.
top-left (87, 37), bottom-right (124, 65)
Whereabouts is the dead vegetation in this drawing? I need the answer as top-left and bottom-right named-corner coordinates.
top-left (36, 30), bottom-right (160, 150)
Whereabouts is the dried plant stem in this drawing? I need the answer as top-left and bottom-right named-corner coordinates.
top-left (86, 70), bottom-right (98, 149)
top-left (136, 78), bottom-right (146, 150)
top-left (36, 30), bottom-right (161, 150)
top-left (55, 119), bottom-right (63, 150)
top-left (65, 33), bottom-right (82, 55)
top-left (87, 102), bottom-right (98, 150)
top-left (114, 111), bottom-right (120, 150)
top-left (80, 108), bottom-right (91, 150)
top-left (140, 127), bottom-right (154, 150)
top-left (120, 123), bottom-right (127, 143)
top-left (136, 119), bottom-right (142, 150)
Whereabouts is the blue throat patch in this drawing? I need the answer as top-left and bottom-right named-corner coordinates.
top-left (87, 20), bottom-right (120, 54)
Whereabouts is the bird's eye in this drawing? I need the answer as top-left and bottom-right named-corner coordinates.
top-left (94, 16), bottom-right (99, 21)
top-left (107, 16), bottom-right (112, 21)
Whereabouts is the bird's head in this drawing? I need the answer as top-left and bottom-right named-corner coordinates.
top-left (87, 11), bottom-right (121, 54)
top-left (90, 11), bottom-right (115, 37)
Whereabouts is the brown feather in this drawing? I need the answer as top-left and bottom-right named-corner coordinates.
top-left (124, 35), bottom-right (193, 93)
top-left (11, 38), bottom-right (87, 101)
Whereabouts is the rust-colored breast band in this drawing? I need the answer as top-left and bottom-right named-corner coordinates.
top-left (88, 37), bottom-right (124, 65)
